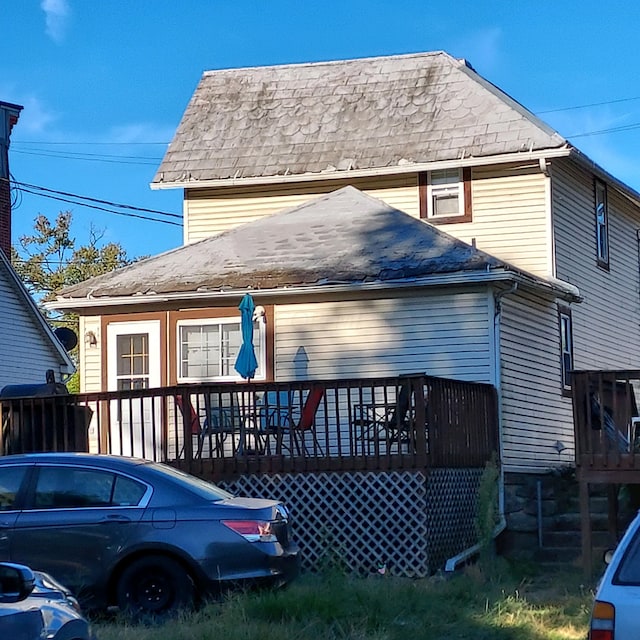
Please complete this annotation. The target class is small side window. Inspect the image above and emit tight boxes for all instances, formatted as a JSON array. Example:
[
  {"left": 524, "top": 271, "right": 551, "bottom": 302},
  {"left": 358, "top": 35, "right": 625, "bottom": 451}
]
[
  {"left": 595, "top": 180, "right": 609, "bottom": 269},
  {"left": 0, "top": 466, "right": 28, "bottom": 511},
  {"left": 419, "top": 168, "right": 472, "bottom": 224},
  {"left": 559, "top": 306, "right": 574, "bottom": 395},
  {"left": 112, "top": 475, "right": 147, "bottom": 506}
]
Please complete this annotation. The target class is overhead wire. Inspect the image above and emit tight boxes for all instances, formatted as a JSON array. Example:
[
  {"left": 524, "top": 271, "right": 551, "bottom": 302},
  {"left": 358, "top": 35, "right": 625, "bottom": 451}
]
[
  {"left": 5, "top": 178, "right": 182, "bottom": 228},
  {"left": 11, "top": 180, "right": 181, "bottom": 219}
]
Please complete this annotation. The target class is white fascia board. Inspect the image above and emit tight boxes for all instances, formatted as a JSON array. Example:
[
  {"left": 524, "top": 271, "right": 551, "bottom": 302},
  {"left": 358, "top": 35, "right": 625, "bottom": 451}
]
[
  {"left": 46, "top": 268, "right": 581, "bottom": 312},
  {"left": 151, "top": 147, "right": 572, "bottom": 190},
  {"left": 567, "top": 147, "right": 640, "bottom": 209}
]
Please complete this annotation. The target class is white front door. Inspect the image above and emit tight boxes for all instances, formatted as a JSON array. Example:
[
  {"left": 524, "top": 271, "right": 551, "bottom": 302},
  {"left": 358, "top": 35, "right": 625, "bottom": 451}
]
[{"left": 107, "top": 321, "right": 162, "bottom": 459}]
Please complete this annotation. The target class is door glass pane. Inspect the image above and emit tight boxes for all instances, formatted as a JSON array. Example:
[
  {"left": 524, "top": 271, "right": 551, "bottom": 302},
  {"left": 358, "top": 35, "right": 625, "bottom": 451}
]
[
  {"left": 34, "top": 467, "right": 115, "bottom": 509},
  {"left": 0, "top": 466, "right": 28, "bottom": 511},
  {"left": 116, "top": 334, "right": 150, "bottom": 390}
]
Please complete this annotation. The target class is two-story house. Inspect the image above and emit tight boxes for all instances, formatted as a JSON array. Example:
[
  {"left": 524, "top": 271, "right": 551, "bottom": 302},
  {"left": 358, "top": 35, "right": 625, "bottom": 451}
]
[
  {"left": 0, "top": 101, "right": 75, "bottom": 388},
  {"left": 50, "top": 51, "right": 640, "bottom": 487}
]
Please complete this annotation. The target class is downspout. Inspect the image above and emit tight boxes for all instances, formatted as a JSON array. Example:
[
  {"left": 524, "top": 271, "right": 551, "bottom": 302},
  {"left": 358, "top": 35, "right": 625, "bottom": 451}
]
[{"left": 444, "top": 282, "right": 517, "bottom": 572}]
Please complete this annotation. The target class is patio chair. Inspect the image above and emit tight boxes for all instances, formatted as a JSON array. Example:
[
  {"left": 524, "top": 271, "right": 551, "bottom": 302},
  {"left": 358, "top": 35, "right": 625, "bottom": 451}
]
[
  {"left": 258, "top": 385, "right": 324, "bottom": 455},
  {"left": 354, "top": 380, "right": 414, "bottom": 453},
  {"left": 590, "top": 392, "right": 631, "bottom": 453},
  {"left": 176, "top": 392, "right": 238, "bottom": 458}
]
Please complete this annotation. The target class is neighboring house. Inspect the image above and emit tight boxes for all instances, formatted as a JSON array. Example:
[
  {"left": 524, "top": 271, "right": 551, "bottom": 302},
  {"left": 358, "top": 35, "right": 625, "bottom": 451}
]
[
  {"left": 50, "top": 51, "right": 640, "bottom": 480},
  {"left": 0, "top": 101, "right": 75, "bottom": 387}
]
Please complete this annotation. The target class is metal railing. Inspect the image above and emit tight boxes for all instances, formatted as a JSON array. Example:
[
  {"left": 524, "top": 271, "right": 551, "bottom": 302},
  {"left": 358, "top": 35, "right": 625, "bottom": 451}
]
[{"left": 1, "top": 374, "right": 499, "bottom": 482}]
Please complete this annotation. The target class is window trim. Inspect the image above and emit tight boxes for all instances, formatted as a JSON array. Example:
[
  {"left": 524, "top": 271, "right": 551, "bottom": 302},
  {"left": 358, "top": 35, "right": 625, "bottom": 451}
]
[
  {"left": 176, "top": 316, "right": 267, "bottom": 383},
  {"left": 595, "top": 179, "right": 610, "bottom": 270},
  {"left": 419, "top": 167, "right": 472, "bottom": 223},
  {"left": 558, "top": 305, "right": 574, "bottom": 396}
]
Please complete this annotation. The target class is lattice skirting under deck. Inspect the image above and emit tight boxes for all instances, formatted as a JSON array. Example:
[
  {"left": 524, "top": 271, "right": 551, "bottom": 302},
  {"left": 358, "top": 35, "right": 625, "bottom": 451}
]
[{"left": 221, "top": 467, "right": 483, "bottom": 577}]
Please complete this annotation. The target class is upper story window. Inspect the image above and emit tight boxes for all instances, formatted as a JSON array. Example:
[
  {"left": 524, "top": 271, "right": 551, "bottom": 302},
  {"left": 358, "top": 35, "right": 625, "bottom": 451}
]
[
  {"left": 559, "top": 306, "right": 574, "bottom": 395},
  {"left": 595, "top": 179, "right": 609, "bottom": 269},
  {"left": 419, "top": 167, "right": 472, "bottom": 223},
  {"left": 177, "top": 317, "right": 266, "bottom": 382}
]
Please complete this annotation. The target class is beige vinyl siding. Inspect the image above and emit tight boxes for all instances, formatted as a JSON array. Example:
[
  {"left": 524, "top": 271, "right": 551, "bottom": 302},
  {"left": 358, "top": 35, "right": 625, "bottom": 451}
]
[
  {"left": 436, "top": 163, "right": 550, "bottom": 277},
  {"left": 500, "top": 290, "right": 574, "bottom": 472},
  {"left": 553, "top": 158, "right": 640, "bottom": 369},
  {"left": 184, "top": 175, "right": 418, "bottom": 243},
  {"left": 0, "top": 271, "right": 64, "bottom": 387},
  {"left": 79, "top": 316, "right": 102, "bottom": 392},
  {"left": 273, "top": 290, "right": 493, "bottom": 383}
]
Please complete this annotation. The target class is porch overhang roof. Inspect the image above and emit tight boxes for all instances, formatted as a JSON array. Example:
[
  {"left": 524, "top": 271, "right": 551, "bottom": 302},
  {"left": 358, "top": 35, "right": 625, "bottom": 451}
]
[{"left": 48, "top": 268, "right": 581, "bottom": 312}]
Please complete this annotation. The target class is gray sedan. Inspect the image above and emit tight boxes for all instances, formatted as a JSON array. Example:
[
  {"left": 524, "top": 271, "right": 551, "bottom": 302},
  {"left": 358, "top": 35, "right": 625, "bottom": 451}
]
[{"left": 0, "top": 453, "right": 300, "bottom": 617}]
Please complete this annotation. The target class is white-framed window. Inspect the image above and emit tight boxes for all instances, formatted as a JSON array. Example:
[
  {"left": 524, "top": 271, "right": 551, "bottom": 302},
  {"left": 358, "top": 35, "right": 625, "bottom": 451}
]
[
  {"left": 595, "top": 179, "right": 609, "bottom": 268},
  {"left": 428, "top": 168, "right": 464, "bottom": 218},
  {"left": 559, "top": 307, "right": 574, "bottom": 393},
  {"left": 177, "top": 317, "right": 266, "bottom": 382},
  {"left": 419, "top": 168, "right": 471, "bottom": 222}
]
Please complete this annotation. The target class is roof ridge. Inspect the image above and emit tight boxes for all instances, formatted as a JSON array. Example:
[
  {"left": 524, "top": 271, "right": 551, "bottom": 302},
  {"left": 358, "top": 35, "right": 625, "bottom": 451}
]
[{"left": 201, "top": 50, "right": 447, "bottom": 76}]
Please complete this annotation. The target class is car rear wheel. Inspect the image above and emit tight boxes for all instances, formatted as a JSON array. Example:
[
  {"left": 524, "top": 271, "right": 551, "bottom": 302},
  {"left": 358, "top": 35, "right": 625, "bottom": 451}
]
[{"left": 116, "top": 555, "right": 194, "bottom": 618}]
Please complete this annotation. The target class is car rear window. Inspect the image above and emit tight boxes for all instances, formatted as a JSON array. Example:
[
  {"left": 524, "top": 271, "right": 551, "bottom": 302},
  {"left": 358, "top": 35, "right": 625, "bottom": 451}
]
[
  {"left": 146, "top": 462, "right": 233, "bottom": 501},
  {"left": 615, "top": 526, "right": 640, "bottom": 584}
]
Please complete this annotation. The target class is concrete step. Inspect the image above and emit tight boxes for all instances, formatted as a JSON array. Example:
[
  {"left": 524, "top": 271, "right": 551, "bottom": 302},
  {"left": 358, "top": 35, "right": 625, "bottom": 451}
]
[
  {"left": 552, "top": 512, "right": 609, "bottom": 532},
  {"left": 543, "top": 529, "right": 612, "bottom": 549}
]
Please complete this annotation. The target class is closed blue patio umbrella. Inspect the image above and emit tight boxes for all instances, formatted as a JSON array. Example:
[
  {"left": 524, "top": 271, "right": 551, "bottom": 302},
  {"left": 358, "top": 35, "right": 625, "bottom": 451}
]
[{"left": 234, "top": 293, "right": 259, "bottom": 380}]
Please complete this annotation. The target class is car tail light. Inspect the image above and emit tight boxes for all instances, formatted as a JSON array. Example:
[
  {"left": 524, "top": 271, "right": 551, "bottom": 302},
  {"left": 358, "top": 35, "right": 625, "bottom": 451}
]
[
  {"left": 222, "top": 520, "right": 277, "bottom": 542},
  {"left": 590, "top": 600, "right": 615, "bottom": 640}
]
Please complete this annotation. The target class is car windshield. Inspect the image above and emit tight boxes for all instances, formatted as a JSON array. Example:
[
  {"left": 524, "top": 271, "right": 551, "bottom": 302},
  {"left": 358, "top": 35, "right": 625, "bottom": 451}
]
[{"left": 147, "top": 462, "right": 234, "bottom": 501}]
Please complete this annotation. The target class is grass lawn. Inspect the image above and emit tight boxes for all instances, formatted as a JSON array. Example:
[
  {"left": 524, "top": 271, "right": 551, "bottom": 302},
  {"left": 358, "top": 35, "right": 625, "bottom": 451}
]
[{"left": 92, "top": 561, "right": 595, "bottom": 640}]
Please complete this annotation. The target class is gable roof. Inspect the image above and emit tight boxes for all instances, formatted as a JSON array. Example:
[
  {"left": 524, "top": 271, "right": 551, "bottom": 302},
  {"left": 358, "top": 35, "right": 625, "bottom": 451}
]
[
  {"left": 152, "top": 51, "right": 567, "bottom": 188},
  {"left": 53, "top": 187, "right": 578, "bottom": 309},
  {"left": 0, "top": 250, "right": 75, "bottom": 373}
]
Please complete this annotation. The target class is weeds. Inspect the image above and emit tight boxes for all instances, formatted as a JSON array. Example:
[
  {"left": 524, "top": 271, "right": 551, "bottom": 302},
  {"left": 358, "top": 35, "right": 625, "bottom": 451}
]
[{"left": 93, "top": 563, "right": 593, "bottom": 640}]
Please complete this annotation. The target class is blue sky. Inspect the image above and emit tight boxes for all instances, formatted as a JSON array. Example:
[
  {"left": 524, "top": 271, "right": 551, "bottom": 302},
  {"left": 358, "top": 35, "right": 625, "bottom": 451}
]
[{"left": 2, "top": 0, "right": 640, "bottom": 258}]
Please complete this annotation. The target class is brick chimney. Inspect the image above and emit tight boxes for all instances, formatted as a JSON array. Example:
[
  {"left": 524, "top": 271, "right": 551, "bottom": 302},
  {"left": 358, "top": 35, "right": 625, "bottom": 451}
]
[{"left": 0, "top": 101, "right": 23, "bottom": 258}]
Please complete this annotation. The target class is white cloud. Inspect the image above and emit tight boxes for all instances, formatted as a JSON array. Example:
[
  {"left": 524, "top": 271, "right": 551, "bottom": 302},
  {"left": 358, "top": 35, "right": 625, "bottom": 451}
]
[
  {"left": 41, "top": 0, "right": 71, "bottom": 44},
  {"left": 107, "top": 123, "right": 176, "bottom": 145},
  {"left": 0, "top": 88, "right": 58, "bottom": 135},
  {"left": 450, "top": 27, "right": 502, "bottom": 72}
]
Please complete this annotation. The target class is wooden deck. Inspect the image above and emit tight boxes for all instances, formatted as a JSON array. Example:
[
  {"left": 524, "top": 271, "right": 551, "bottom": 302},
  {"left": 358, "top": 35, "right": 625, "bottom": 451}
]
[
  {"left": 572, "top": 370, "right": 640, "bottom": 575},
  {"left": 0, "top": 373, "right": 499, "bottom": 482}
]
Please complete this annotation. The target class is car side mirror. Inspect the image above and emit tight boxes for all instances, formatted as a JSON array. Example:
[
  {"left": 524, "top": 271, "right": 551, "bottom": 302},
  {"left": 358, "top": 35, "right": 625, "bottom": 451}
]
[
  {"left": 0, "top": 563, "right": 35, "bottom": 603},
  {"left": 603, "top": 549, "right": 615, "bottom": 565}
]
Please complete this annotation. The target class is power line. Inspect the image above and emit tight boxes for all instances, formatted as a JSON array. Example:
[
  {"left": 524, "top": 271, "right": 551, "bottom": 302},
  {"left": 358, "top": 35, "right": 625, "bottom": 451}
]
[
  {"left": 537, "top": 95, "right": 640, "bottom": 114},
  {"left": 12, "top": 148, "right": 160, "bottom": 166},
  {"left": 567, "top": 122, "right": 640, "bottom": 139},
  {"left": 11, "top": 180, "right": 181, "bottom": 219},
  {"left": 6, "top": 178, "right": 182, "bottom": 228},
  {"left": 16, "top": 186, "right": 182, "bottom": 227},
  {"left": 13, "top": 140, "right": 168, "bottom": 145},
  {"left": 14, "top": 146, "right": 163, "bottom": 162}
]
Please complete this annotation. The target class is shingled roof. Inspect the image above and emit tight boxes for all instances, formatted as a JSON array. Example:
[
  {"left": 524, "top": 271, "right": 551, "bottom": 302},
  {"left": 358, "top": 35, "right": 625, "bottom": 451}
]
[
  {"left": 55, "top": 187, "right": 576, "bottom": 306},
  {"left": 153, "top": 51, "right": 567, "bottom": 187}
]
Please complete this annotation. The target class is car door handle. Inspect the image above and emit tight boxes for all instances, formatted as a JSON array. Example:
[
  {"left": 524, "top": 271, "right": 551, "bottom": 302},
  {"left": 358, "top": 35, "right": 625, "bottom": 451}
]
[{"left": 100, "top": 514, "right": 131, "bottom": 524}]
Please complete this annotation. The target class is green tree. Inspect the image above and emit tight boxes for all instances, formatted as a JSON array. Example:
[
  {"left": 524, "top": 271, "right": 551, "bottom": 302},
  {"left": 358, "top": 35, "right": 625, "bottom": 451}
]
[{"left": 11, "top": 211, "right": 137, "bottom": 390}]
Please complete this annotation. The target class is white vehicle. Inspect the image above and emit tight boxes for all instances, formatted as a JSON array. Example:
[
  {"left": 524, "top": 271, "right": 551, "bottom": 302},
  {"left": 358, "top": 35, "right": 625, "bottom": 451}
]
[{"left": 590, "top": 511, "right": 640, "bottom": 639}]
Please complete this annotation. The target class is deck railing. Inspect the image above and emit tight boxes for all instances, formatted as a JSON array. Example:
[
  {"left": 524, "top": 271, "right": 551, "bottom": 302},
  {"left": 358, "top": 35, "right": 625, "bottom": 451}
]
[
  {"left": 572, "top": 370, "right": 640, "bottom": 482},
  {"left": 1, "top": 374, "right": 498, "bottom": 481}
]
